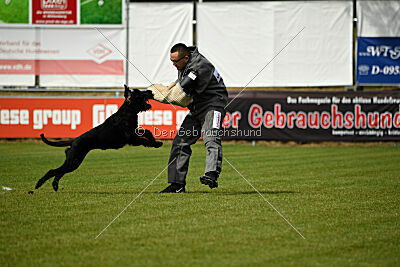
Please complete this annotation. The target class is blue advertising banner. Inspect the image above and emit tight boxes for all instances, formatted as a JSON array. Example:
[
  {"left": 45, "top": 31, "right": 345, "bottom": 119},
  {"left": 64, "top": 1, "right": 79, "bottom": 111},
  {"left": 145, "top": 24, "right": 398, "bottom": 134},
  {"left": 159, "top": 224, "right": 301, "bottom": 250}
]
[{"left": 357, "top": 37, "right": 400, "bottom": 84}]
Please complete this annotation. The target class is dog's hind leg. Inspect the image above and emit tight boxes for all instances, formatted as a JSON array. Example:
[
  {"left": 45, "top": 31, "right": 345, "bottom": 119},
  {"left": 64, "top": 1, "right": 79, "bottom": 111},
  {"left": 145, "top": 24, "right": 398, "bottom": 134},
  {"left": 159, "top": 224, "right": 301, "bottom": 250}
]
[
  {"left": 36, "top": 147, "right": 88, "bottom": 191},
  {"left": 35, "top": 167, "right": 64, "bottom": 190},
  {"left": 52, "top": 174, "right": 64, "bottom": 192},
  {"left": 35, "top": 148, "right": 71, "bottom": 190},
  {"left": 47, "top": 148, "right": 70, "bottom": 191},
  {"left": 51, "top": 150, "right": 88, "bottom": 191}
]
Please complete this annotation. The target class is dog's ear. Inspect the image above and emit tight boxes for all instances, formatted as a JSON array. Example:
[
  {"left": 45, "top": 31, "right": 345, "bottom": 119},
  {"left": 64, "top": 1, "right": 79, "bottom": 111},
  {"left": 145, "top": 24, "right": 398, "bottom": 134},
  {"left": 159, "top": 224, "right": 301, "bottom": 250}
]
[{"left": 124, "top": 84, "right": 130, "bottom": 99}]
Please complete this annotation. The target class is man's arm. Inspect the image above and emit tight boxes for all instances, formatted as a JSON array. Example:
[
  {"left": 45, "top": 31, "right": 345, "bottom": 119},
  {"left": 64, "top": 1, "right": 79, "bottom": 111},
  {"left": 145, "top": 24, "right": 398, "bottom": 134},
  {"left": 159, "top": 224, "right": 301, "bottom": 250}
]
[
  {"left": 179, "top": 70, "right": 198, "bottom": 95},
  {"left": 179, "top": 60, "right": 215, "bottom": 95}
]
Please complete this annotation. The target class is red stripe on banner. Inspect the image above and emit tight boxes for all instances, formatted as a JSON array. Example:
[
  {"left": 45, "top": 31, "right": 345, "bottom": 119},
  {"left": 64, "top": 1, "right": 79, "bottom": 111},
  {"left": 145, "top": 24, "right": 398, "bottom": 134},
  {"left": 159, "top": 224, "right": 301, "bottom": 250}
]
[
  {"left": 37, "top": 60, "right": 124, "bottom": 75},
  {"left": 0, "top": 98, "right": 188, "bottom": 139},
  {"left": 0, "top": 60, "right": 35, "bottom": 74},
  {"left": 0, "top": 60, "right": 124, "bottom": 75}
]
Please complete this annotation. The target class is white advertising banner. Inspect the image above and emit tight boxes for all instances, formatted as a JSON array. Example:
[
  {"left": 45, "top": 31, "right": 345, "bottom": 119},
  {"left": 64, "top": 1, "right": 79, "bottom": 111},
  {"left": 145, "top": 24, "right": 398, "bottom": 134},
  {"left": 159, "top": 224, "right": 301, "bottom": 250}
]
[
  {"left": 39, "top": 28, "right": 125, "bottom": 87},
  {"left": 128, "top": 2, "right": 193, "bottom": 87},
  {"left": 0, "top": 27, "right": 125, "bottom": 87},
  {"left": 0, "top": 28, "right": 36, "bottom": 86},
  {"left": 197, "top": 1, "right": 353, "bottom": 87},
  {"left": 357, "top": 1, "right": 400, "bottom": 37}
]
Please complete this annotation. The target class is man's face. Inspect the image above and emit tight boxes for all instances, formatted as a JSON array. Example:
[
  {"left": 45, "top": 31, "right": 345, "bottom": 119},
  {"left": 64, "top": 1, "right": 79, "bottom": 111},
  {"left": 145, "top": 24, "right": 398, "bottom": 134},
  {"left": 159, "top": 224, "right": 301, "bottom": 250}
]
[{"left": 170, "top": 51, "right": 189, "bottom": 71}]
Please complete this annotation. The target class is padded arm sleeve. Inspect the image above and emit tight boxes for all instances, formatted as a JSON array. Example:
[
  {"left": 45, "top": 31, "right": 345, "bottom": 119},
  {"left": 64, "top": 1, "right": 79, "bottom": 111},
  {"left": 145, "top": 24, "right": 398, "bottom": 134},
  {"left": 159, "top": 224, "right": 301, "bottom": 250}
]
[{"left": 147, "top": 83, "right": 192, "bottom": 107}]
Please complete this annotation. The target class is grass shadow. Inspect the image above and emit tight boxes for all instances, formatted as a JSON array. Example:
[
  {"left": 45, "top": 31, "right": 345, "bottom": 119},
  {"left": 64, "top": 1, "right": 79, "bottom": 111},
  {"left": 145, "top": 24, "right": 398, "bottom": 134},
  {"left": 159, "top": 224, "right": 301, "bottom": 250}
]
[
  {"left": 53, "top": 190, "right": 297, "bottom": 195},
  {"left": 63, "top": 191, "right": 138, "bottom": 195},
  {"left": 163, "top": 190, "right": 297, "bottom": 195}
]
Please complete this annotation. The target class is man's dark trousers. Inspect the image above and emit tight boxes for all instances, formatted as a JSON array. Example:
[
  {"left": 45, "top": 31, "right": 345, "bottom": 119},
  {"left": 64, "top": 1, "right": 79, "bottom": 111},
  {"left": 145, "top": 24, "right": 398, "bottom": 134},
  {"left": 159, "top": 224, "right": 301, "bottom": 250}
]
[{"left": 168, "top": 108, "right": 225, "bottom": 185}]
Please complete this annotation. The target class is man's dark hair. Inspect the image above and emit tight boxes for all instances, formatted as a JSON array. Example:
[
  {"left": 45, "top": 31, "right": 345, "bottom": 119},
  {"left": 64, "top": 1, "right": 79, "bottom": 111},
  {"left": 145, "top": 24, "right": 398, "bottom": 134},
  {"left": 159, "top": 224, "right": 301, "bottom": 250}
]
[{"left": 170, "top": 43, "right": 189, "bottom": 57}]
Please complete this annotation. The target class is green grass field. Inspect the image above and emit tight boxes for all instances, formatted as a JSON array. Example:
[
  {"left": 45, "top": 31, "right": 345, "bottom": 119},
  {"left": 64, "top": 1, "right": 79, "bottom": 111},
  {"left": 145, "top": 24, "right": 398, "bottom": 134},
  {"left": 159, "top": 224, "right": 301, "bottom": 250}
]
[
  {"left": 0, "top": 0, "right": 29, "bottom": 24},
  {"left": 1, "top": 141, "right": 399, "bottom": 266}
]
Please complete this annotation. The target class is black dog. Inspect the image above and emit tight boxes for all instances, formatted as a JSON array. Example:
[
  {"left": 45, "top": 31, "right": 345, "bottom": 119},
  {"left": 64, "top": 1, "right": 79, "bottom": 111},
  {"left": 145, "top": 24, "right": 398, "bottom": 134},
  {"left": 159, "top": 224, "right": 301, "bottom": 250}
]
[{"left": 35, "top": 85, "right": 162, "bottom": 192}]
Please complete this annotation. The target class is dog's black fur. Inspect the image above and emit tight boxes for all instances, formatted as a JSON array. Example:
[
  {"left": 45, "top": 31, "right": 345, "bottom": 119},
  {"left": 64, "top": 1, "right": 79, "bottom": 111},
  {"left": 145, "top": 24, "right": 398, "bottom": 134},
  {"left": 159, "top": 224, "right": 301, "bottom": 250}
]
[{"left": 35, "top": 85, "right": 162, "bottom": 192}]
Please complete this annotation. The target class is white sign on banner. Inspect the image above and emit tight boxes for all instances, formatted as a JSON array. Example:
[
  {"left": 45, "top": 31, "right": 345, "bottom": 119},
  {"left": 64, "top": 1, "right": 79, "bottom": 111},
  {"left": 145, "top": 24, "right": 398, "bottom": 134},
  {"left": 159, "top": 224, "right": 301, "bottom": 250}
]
[
  {"left": 0, "top": 0, "right": 125, "bottom": 87},
  {"left": 0, "top": 28, "right": 36, "bottom": 86},
  {"left": 197, "top": 1, "right": 353, "bottom": 87},
  {"left": 0, "top": 27, "right": 125, "bottom": 87},
  {"left": 128, "top": 3, "right": 193, "bottom": 87},
  {"left": 357, "top": 1, "right": 400, "bottom": 37},
  {"left": 39, "top": 28, "right": 125, "bottom": 87}
]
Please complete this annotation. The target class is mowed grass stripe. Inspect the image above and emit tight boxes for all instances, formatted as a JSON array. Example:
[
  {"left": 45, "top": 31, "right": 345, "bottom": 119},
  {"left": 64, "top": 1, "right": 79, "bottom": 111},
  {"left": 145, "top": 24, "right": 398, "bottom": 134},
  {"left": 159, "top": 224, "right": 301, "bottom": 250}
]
[{"left": 0, "top": 141, "right": 399, "bottom": 266}]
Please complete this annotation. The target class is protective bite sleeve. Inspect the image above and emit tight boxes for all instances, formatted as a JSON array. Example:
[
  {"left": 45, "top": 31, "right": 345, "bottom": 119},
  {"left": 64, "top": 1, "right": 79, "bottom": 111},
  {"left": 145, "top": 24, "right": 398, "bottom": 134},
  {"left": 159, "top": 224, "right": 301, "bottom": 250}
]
[{"left": 147, "top": 82, "right": 193, "bottom": 107}]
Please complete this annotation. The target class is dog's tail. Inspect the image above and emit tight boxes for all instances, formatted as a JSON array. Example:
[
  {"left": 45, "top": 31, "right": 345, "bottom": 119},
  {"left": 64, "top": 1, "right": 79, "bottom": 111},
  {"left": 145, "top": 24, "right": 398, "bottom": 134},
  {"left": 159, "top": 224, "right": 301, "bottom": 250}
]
[{"left": 40, "top": 134, "right": 73, "bottom": 147}]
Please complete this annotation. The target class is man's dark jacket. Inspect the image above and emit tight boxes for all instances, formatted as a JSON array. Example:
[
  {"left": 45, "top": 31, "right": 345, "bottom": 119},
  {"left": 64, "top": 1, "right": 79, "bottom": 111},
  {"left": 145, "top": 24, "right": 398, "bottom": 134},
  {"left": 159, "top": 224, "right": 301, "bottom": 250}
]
[{"left": 177, "top": 46, "right": 228, "bottom": 114}]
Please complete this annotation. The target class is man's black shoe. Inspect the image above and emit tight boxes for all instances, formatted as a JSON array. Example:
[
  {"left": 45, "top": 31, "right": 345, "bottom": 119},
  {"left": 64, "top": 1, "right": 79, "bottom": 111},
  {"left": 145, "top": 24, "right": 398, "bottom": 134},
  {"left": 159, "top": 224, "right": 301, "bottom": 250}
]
[
  {"left": 200, "top": 175, "right": 218, "bottom": 189},
  {"left": 158, "top": 183, "right": 186, "bottom": 193}
]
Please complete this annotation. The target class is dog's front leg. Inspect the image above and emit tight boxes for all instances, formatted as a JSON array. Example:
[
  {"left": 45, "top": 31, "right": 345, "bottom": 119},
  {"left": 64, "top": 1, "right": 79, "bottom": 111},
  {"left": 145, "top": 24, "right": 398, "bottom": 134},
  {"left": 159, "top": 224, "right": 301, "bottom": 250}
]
[
  {"left": 129, "top": 131, "right": 162, "bottom": 148},
  {"left": 141, "top": 129, "right": 163, "bottom": 148},
  {"left": 131, "top": 137, "right": 162, "bottom": 148}
]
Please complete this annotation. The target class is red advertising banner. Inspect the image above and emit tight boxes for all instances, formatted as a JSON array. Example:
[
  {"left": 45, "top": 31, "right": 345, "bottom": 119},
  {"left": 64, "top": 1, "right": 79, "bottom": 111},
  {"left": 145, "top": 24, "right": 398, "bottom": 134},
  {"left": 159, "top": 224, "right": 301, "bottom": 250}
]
[
  {"left": 2, "top": 91, "right": 400, "bottom": 141},
  {"left": 0, "top": 97, "right": 188, "bottom": 139},
  {"left": 32, "top": 0, "right": 77, "bottom": 25}
]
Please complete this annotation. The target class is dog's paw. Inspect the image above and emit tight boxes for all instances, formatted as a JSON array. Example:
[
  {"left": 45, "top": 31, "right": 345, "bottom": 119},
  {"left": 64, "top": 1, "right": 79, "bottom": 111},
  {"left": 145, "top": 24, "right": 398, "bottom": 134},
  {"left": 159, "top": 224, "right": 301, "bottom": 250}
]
[
  {"left": 154, "top": 141, "right": 163, "bottom": 148},
  {"left": 52, "top": 180, "right": 59, "bottom": 192},
  {"left": 35, "top": 178, "right": 45, "bottom": 189}
]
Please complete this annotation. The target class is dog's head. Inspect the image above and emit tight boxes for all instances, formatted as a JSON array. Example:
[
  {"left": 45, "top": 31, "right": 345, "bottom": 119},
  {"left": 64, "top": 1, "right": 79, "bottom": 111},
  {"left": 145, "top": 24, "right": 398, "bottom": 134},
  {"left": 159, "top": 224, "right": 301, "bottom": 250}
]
[{"left": 124, "top": 84, "right": 154, "bottom": 112}]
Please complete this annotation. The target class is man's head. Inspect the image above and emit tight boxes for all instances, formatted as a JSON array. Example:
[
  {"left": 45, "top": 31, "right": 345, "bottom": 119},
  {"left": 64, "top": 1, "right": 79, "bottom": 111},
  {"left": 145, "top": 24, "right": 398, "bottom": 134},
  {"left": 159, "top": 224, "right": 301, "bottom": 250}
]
[{"left": 170, "top": 43, "right": 190, "bottom": 71}]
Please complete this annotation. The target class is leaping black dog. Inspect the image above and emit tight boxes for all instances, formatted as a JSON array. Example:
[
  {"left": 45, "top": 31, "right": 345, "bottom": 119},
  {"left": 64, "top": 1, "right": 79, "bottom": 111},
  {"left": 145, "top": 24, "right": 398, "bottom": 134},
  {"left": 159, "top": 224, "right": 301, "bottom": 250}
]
[{"left": 35, "top": 85, "right": 162, "bottom": 192}]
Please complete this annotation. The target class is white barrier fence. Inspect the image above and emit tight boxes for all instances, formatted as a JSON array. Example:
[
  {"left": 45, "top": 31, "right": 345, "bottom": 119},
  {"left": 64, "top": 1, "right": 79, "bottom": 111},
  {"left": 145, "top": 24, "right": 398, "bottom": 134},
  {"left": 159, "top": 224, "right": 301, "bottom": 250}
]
[{"left": 0, "top": 1, "right": 399, "bottom": 88}]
